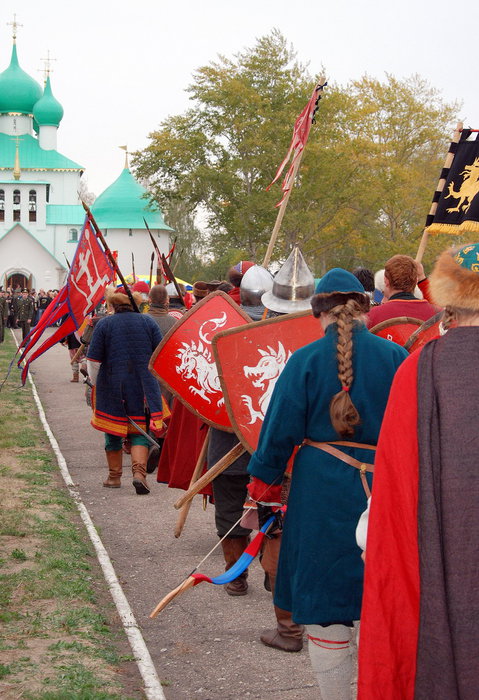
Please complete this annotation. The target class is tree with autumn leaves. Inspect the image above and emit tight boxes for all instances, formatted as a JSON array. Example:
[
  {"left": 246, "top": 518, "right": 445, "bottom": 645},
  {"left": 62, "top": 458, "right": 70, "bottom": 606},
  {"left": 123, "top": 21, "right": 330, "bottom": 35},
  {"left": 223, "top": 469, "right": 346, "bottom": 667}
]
[{"left": 133, "top": 30, "right": 461, "bottom": 278}]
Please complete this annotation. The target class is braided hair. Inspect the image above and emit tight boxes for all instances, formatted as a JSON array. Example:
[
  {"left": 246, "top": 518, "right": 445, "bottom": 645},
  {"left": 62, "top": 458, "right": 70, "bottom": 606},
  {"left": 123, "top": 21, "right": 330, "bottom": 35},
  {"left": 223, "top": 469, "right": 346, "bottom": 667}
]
[{"left": 311, "top": 292, "right": 370, "bottom": 437}]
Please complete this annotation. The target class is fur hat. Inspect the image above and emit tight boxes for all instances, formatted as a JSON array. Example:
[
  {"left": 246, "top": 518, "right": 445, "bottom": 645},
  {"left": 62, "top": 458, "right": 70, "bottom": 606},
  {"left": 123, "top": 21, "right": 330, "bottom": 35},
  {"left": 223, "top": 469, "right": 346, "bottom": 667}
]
[
  {"left": 192, "top": 281, "right": 209, "bottom": 299},
  {"left": 429, "top": 243, "right": 479, "bottom": 311},
  {"left": 105, "top": 287, "right": 142, "bottom": 308},
  {"left": 311, "top": 268, "right": 369, "bottom": 316}
]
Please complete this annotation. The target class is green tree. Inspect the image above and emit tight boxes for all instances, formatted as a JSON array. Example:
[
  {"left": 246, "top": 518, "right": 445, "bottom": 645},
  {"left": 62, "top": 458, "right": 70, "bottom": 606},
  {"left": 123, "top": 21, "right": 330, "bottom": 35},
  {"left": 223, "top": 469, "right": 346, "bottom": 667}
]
[
  {"left": 133, "top": 29, "right": 314, "bottom": 262},
  {"left": 133, "top": 32, "right": 461, "bottom": 276}
]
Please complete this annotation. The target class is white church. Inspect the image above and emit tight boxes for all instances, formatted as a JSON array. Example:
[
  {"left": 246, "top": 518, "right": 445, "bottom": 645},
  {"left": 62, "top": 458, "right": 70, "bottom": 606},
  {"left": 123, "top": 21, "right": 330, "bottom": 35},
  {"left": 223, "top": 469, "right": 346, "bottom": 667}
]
[{"left": 0, "top": 25, "right": 172, "bottom": 292}]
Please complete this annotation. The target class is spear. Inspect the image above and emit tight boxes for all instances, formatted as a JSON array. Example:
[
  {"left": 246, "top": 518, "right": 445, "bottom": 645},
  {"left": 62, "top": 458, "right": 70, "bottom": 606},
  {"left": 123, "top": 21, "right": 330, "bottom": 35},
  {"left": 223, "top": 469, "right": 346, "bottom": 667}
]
[
  {"left": 161, "top": 253, "right": 185, "bottom": 306},
  {"left": 148, "top": 252, "right": 154, "bottom": 288},
  {"left": 131, "top": 252, "right": 136, "bottom": 282},
  {"left": 80, "top": 202, "right": 140, "bottom": 313},
  {"left": 143, "top": 217, "right": 165, "bottom": 284},
  {"left": 262, "top": 79, "right": 327, "bottom": 267}
]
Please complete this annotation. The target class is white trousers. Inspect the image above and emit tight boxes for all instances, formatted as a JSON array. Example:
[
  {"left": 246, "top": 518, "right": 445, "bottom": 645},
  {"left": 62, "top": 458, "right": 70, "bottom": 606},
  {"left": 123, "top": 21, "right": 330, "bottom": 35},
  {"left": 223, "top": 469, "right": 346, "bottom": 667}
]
[{"left": 306, "top": 622, "right": 359, "bottom": 700}]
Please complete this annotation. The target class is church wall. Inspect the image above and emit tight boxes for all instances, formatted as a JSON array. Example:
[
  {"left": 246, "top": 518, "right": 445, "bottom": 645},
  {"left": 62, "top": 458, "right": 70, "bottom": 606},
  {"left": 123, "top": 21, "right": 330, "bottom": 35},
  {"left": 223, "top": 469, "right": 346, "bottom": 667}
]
[
  {"left": 0, "top": 114, "right": 32, "bottom": 136},
  {"left": 102, "top": 229, "right": 171, "bottom": 278},
  {"left": 0, "top": 224, "right": 65, "bottom": 290}
]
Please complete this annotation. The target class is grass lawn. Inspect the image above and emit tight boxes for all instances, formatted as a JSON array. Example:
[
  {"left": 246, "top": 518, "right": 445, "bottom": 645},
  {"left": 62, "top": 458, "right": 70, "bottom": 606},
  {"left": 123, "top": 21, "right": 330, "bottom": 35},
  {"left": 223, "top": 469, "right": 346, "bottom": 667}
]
[{"left": 0, "top": 331, "right": 143, "bottom": 699}]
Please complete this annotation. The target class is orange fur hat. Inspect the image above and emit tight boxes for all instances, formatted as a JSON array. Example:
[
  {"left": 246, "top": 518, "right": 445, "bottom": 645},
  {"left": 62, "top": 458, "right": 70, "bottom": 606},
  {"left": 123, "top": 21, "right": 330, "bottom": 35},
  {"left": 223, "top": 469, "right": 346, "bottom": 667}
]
[{"left": 429, "top": 243, "right": 479, "bottom": 311}]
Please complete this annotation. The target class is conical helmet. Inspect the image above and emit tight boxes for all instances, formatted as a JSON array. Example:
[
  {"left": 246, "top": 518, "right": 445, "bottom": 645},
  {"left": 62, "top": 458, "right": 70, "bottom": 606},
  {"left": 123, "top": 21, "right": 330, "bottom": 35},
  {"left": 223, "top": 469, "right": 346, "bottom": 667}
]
[
  {"left": 261, "top": 246, "right": 315, "bottom": 313},
  {"left": 240, "top": 265, "right": 274, "bottom": 306}
]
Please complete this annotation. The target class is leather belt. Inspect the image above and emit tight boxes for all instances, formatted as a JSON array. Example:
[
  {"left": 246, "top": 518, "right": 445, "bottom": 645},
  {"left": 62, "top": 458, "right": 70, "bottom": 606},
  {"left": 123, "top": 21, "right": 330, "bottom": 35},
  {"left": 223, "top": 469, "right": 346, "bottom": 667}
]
[{"left": 303, "top": 439, "right": 376, "bottom": 499}]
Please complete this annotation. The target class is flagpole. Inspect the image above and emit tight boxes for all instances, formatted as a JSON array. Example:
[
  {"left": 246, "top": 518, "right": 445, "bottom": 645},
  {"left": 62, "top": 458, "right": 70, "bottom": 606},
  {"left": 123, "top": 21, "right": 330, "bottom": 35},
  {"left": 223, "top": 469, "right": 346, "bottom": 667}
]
[
  {"left": 81, "top": 202, "right": 140, "bottom": 313},
  {"left": 262, "top": 151, "right": 305, "bottom": 267},
  {"left": 262, "top": 79, "right": 326, "bottom": 268},
  {"left": 415, "top": 121, "right": 463, "bottom": 263}
]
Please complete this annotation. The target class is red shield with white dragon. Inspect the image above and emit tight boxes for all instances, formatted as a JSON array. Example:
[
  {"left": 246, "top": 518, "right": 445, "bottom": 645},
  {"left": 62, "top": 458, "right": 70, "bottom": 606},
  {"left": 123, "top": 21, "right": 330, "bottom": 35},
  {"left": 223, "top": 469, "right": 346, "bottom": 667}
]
[
  {"left": 213, "top": 310, "right": 324, "bottom": 453},
  {"left": 149, "top": 292, "right": 251, "bottom": 430}
]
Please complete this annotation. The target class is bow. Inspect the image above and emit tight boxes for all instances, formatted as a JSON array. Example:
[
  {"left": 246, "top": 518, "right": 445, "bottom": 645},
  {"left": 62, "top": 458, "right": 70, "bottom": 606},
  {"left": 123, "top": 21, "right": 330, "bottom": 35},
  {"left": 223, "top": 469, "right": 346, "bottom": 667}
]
[{"left": 149, "top": 514, "right": 277, "bottom": 618}]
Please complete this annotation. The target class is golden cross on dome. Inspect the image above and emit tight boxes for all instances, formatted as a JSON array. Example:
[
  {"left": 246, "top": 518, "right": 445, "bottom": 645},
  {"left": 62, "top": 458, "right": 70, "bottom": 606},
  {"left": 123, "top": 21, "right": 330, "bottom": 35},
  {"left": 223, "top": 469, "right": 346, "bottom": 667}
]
[
  {"left": 7, "top": 14, "right": 23, "bottom": 41},
  {"left": 39, "top": 50, "right": 56, "bottom": 82}
]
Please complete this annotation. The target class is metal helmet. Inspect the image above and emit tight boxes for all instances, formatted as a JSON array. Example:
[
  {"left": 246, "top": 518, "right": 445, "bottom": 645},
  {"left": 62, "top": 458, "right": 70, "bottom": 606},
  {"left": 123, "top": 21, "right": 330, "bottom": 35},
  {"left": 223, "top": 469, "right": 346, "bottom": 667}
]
[
  {"left": 261, "top": 246, "right": 315, "bottom": 314},
  {"left": 240, "top": 265, "right": 274, "bottom": 307}
]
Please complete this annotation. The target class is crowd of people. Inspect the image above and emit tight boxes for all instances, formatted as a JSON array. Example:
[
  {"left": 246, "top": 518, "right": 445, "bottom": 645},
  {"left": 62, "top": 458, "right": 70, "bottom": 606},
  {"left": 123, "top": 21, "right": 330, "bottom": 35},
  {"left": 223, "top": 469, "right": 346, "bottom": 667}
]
[
  {"left": 0, "top": 286, "right": 59, "bottom": 341},
  {"left": 4, "top": 244, "right": 478, "bottom": 699}
]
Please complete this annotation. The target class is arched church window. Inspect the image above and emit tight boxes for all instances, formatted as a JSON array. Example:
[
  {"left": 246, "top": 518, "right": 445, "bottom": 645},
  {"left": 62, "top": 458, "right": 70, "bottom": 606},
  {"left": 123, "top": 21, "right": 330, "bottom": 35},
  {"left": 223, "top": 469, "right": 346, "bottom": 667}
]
[
  {"left": 0, "top": 190, "right": 4, "bottom": 222},
  {"left": 13, "top": 189, "right": 21, "bottom": 222},
  {"left": 69, "top": 228, "right": 78, "bottom": 242},
  {"left": 29, "top": 190, "right": 37, "bottom": 222}
]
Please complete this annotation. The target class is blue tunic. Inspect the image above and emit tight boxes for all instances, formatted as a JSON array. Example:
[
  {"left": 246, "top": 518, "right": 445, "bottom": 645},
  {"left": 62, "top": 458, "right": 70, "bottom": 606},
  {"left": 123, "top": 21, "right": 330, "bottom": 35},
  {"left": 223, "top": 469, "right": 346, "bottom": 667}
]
[
  {"left": 248, "top": 322, "right": 408, "bottom": 625},
  {"left": 87, "top": 310, "right": 163, "bottom": 436}
]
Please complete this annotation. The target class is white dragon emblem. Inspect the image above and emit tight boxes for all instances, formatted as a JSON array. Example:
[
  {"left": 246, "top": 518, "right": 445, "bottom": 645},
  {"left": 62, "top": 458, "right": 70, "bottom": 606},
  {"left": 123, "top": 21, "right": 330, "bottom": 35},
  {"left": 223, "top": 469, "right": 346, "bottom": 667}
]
[
  {"left": 175, "top": 313, "right": 227, "bottom": 405},
  {"left": 241, "top": 342, "right": 291, "bottom": 424}
]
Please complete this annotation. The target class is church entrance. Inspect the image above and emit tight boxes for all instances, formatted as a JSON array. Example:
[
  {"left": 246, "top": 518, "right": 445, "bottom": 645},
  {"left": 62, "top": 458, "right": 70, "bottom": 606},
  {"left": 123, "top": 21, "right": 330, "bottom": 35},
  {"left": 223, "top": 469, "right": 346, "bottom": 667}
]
[{"left": 7, "top": 273, "right": 29, "bottom": 291}]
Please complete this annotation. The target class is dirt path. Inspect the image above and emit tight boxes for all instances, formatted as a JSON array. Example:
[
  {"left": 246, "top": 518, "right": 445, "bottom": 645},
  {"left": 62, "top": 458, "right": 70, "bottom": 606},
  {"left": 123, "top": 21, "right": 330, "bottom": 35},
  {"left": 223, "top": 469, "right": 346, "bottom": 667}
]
[{"left": 26, "top": 333, "right": 318, "bottom": 699}]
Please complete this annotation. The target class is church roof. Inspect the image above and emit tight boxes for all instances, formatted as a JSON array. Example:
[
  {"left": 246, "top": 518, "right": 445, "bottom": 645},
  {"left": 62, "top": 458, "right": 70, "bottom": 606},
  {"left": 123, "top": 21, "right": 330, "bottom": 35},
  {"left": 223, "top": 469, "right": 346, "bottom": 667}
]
[
  {"left": 0, "top": 133, "right": 83, "bottom": 171},
  {"left": 33, "top": 76, "right": 64, "bottom": 127},
  {"left": 0, "top": 43, "right": 43, "bottom": 114},
  {"left": 46, "top": 205, "right": 85, "bottom": 225},
  {"left": 91, "top": 167, "right": 173, "bottom": 230}
]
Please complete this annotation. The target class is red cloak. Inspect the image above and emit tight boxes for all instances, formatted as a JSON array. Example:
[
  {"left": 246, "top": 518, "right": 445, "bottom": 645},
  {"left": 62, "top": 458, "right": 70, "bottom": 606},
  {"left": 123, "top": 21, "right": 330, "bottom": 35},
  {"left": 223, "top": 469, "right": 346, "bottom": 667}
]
[{"left": 358, "top": 350, "right": 421, "bottom": 699}]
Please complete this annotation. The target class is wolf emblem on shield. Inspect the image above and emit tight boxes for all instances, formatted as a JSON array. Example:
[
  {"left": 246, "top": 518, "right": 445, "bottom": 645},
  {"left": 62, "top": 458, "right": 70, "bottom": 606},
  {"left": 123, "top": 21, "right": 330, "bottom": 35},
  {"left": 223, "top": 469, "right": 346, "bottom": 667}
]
[{"left": 241, "top": 343, "right": 292, "bottom": 423}]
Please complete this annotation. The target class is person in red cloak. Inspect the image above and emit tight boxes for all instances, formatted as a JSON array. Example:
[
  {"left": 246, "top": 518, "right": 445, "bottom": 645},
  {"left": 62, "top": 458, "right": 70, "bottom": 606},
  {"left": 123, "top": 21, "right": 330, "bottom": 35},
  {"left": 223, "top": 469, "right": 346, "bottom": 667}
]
[{"left": 358, "top": 243, "right": 479, "bottom": 700}]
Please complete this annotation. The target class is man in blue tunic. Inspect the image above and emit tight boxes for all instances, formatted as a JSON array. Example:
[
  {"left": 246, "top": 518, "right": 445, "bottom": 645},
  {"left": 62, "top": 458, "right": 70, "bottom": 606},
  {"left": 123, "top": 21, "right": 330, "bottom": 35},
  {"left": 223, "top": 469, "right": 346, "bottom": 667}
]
[
  {"left": 87, "top": 288, "right": 164, "bottom": 495},
  {"left": 247, "top": 269, "right": 407, "bottom": 699}
]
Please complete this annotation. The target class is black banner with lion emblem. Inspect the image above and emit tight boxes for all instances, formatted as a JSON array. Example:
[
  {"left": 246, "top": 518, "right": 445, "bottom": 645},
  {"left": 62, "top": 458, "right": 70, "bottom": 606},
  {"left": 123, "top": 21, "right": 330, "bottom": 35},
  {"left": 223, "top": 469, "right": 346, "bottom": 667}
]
[{"left": 427, "top": 133, "right": 479, "bottom": 235}]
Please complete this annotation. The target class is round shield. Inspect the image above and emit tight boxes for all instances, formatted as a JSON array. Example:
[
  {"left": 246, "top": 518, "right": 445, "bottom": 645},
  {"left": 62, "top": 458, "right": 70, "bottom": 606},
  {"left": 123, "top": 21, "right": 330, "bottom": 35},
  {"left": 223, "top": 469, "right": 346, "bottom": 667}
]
[
  {"left": 403, "top": 311, "right": 451, "bottom": 353},
  {"left": 369, "top": 316, "right": 424, "bottom": 346}
]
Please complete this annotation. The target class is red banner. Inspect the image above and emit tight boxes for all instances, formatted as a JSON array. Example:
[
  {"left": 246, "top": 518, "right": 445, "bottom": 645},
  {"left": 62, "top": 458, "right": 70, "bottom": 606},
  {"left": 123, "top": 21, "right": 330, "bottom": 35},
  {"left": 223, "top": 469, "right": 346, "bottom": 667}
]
[
  {"left": 213, "top": 311, "right": 324, "bottom": 452},
  {"left": 149, "top": 292, "right": 251, "bottom": 430},
  {"left": 18, "top": 216, "right": 114, "bottom": 383}
]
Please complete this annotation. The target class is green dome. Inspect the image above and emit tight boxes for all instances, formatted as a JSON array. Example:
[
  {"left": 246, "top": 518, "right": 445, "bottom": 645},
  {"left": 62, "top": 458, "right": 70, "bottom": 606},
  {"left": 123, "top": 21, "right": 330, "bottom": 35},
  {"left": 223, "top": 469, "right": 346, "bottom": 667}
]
[
  {"left": 0, "top": 43, "right": 42, "bottom": 114},
  {"left": 33, "top": 76, "right": 64, "bottom": 126},
  {"left": 91, "top": 167, "right": 173, "bottom": 230}
]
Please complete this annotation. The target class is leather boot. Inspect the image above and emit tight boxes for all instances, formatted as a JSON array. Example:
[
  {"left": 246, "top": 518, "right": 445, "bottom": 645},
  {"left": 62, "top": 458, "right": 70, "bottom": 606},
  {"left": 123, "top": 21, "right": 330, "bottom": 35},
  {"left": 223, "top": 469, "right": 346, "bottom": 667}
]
[
  {"left": 103, "top": 450, "right": 122, "bottom": 488},
  {"left": 260, "top": 574, "right": 304, "bottom": 652},
  {"left": 221, "top": 536, "right": 249, "bottom": 596},
  {"left": 131, "top": 445, "right": 150, "bottom": 495},
  {"left": 70, "top": 371, "right": 79, "bottom": 383}
]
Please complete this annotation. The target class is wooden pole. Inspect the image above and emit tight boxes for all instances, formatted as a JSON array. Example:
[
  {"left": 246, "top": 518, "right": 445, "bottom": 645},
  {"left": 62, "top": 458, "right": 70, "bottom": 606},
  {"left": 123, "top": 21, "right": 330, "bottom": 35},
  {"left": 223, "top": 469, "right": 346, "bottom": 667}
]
[
  {"left": 173, "top": 442, "right": 246, "bottom": 510},
  {"left": 143, "top": 218, "right": 165, "bottom": 284},
  {"left": 262, "top": 79, "right": 326, "bottom": 268},
  {"left": 148, "top": 252, "right": 154, "bottom": 288},
  {"left": 81, "top": 202, "right": 140, "bottom": 313},
  {"left": 174, "top": 430, "right": 210, "bottom": 538},
  {"left": 131, "top": 252, "right": 136, "bottom": 281},
  {"left": 161, "top": 254, "right": 185, "bottom": 305},
  {"left": 262, "top": 151, "right": 306, "bottom": 268},
  {"left": 415, "top": 121, "right": 463, "bottom": 263}
]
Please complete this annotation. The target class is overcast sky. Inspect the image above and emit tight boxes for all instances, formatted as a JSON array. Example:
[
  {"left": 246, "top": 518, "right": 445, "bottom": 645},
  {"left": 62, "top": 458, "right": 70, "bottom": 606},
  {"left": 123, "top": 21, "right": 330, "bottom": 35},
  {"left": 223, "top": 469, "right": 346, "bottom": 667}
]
[{"left": 3, "top": 0, "right": 478, "bottom": 196}]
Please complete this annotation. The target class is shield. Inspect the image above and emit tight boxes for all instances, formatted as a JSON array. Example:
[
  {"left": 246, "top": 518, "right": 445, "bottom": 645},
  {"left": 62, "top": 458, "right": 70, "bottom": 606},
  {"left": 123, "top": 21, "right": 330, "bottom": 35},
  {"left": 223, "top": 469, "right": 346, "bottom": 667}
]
[
  {"left": 149, "top": 291, "right": 250, "bottom": 430},
  {"left": 213, "top": 311, "right": 324, "bottom": 453},
  {"left": 369, "top": 316, "right": 424, "bottom": 346},
  {"left": 403, "top": 311, "right": 452, "bottom": 353}
]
